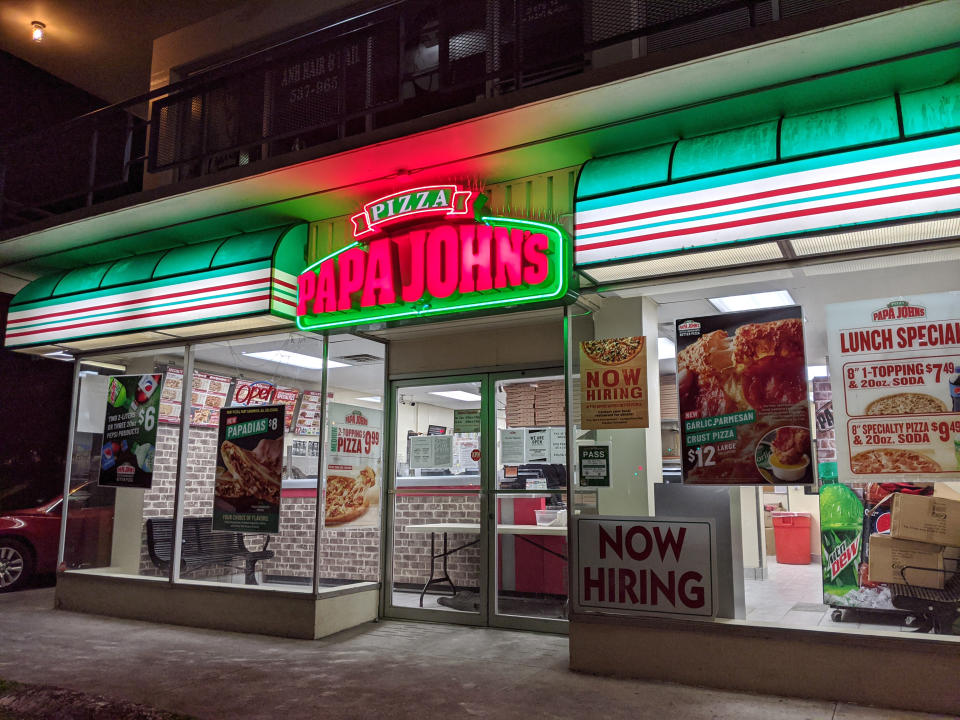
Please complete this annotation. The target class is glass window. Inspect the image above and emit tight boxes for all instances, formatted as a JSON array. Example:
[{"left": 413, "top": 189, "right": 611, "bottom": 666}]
[
  {"left": 570, "top": 244, "right": 960, "bottom": 641},
  {"left": 63, "top": 346, "right": 186, "bottom": 581}
]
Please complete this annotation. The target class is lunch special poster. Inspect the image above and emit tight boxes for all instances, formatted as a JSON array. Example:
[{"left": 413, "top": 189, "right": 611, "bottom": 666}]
[
  {"left": 826, "top": 292, "right": 960, "bottom": 483},
  {"left": 213, "top": 404, "right": 284, "bottom": 533},
  {"left": 676, "top": 306, "right": 813, "bottom": 485},
  {"left": 579, "top": 336, "right": 649, "bottom": 429}
]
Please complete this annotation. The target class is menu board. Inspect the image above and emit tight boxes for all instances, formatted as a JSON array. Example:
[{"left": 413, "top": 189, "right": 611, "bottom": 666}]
[
  {"left": 579, "top": 336, "right": 649, "bottom": 429},
  {"left": 158, "top": 368, "right": 232, "bottom": 428},
  {"left": 295, "top": 390, "right": 325, "bottom": 435},
  {"left": 676, "top": 307, "right": 812, "bottom": 485},
  {"left": 409, "top": 435, "right": 454, "bottom": 469},
  {"left": 232, "top": 379, "right": 299, "bottom": 431},
  {"left": 826, "top": 293, "right": 960, "bottom": 482}
]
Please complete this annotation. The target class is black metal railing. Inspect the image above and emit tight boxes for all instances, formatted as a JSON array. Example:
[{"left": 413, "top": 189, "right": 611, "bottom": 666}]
[{"left": 1, "top": 0, "right": 864, "bottom": 233}]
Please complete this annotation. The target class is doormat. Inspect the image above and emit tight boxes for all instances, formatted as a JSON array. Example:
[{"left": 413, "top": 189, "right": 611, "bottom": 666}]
[{"left": 437, "top": 591, "right": 480, "bottom": 611}]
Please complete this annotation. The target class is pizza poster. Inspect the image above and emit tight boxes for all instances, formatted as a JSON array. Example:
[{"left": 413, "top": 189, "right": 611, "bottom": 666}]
[
  {"left": 676, "top": 307, "right": 812, "bottom": 485},
  {"left": 579, "top": 336, "right": 649, "bottom": 429},
  {"left": 158, "top": 368, "right": 232, "bottom": 428},
  {"left": 98, "top": 374, "right": 163, "bottom": 489},
  {"left": 324, "top": 402, "right": 382, "bottom": 529},
  {"left": 213, "top": 404, "right": 284, "bottom": 533},
  {"left": 231, "top": 379, "right": 299, "bottom": 430},
  {"left": 826, "top": 293, "right": 960, "bottom": 482}
]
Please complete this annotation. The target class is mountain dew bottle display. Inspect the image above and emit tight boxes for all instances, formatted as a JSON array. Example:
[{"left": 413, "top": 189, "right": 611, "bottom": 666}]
[{"left": 820, "top": 479, "right": 864, "bottom": 603}]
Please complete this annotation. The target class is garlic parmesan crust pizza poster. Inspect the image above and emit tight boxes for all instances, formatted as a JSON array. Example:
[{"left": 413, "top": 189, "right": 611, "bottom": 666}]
[
  {"left": 324, "top": 403, "right": 382, "bottom": 529},
  {"left": 677, "top": 307, "right": 812, "bottom": 485},
  {"left": 826, "top": 293, "right": 960, "bottom": 482},
  {"left": 213, "top": 404, "right": 284, "bottom": 533},
  {"left": 579, "top": 336, "right": 649, "bottom": 429}
]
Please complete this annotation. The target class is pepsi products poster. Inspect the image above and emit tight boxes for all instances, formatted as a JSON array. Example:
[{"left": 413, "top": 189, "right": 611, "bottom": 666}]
[{"left": 99, "top": 374, "right": 162, "bottom": 488}]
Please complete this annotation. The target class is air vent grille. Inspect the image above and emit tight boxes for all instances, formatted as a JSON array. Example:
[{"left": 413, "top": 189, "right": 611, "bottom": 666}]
[{"left": 336, "top": 353, "right": 383, "bottom": 364}]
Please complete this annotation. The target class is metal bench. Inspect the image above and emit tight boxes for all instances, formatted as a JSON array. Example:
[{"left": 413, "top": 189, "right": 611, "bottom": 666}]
[
  {"left": 890, "top": 563, "right": 960, "bottom": 634},
  {"left": 146, "top": 516, "right": 273, "bottom": 585}
]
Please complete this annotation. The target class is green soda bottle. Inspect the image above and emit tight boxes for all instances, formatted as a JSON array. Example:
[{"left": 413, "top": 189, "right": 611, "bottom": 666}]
[
  {"left": 106, "top": 376, "right": 130, "bottom": 410},
  {"left": 819, "top": 476, "right": 864, "bottom": 604}
]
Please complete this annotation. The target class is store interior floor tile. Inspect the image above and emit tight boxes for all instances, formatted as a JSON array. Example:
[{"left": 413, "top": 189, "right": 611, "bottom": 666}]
[{"left": 744, "top": 560, "right": 919, "bottom": 633}]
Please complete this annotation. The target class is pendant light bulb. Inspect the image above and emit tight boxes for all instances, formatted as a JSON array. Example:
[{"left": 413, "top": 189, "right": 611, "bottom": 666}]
[{"left": 31, "top": 21, "right": 45, "bottom": 43}]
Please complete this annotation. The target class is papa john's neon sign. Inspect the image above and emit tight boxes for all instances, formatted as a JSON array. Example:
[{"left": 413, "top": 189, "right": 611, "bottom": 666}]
[{"left": 296, "top": 184, "right": 571, "bottom": 331}]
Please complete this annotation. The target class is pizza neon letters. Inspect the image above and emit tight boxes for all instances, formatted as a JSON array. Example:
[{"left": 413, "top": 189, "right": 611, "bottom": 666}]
[{"left": 297, "top": 224, "right": 550, "bottom": 317}]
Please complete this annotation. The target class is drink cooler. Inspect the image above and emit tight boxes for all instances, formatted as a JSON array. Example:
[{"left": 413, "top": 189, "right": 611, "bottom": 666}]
[{"left": 772, "top": 512, "right": 812, "bottom": 565}]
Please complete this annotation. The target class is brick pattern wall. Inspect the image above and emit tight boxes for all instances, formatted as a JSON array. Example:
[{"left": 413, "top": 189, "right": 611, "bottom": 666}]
[
  {"left": 812, "top": 378, "right": 836, "bottom": 463},
  {"left": 391, "top": 494, "right": 481, "bottom": 590},
  {"left": 130, "top": 427, "right": 476, "bottom": 587}
]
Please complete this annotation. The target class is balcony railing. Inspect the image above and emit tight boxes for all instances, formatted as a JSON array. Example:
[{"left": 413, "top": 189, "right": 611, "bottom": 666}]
[{"left": 0, "top": 0, "right": 866, "bottom": 233}]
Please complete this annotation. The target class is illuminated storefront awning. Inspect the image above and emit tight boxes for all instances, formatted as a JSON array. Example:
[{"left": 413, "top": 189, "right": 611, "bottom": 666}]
[
  {"left": 4, "top": 224, "right": 307, "bottom": 349},
  {"left": 575, "top": 82, "right": 960, "bottom": 282}
]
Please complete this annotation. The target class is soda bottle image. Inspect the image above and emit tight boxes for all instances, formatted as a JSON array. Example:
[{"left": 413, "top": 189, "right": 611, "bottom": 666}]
[
  {"left": 819, "top": 481, "right": 864, "bottom": 604},
  {"left": 106, "top": 376, "right": 130, "bottom": 410},
  {"left": 130, "top": 374, "right": 161, "bottom": 412},
  {"left": 949, "top": 371, "right": 960, "bottom": 413}
]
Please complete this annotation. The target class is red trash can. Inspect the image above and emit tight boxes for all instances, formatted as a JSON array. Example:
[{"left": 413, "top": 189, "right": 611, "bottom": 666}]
[{"left": 771, "top": 512, "right": 812, "bottom": 565}]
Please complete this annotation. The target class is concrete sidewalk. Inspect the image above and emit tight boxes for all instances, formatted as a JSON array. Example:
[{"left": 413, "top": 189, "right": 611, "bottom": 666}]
[{"left": 0, "top": 588, "right": 951, "bottom": 720}]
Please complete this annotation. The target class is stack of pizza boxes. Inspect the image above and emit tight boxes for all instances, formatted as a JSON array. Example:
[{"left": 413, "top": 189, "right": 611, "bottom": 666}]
[
  {"left": 868, "top": 487, "right": 960, "bottom": 588},
  {"left": 534, "top": 380, "right": 566, "bottom": 427},
  {"left": 505, "top": 383, "right": 536, "bottom": 427}
]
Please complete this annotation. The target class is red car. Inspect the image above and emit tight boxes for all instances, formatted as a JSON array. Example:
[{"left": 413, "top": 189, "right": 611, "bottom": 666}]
[{"left": 0, "top": 482, "right": 115, "bottom": 592}]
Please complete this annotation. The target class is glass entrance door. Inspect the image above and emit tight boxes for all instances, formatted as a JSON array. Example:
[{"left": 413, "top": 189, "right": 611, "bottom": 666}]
[
  {"left": 385, "top": 376, "right": 489, "bottom": 625},
  {"left": 384, "top": 371, "right": 568, "bottom": 632}
]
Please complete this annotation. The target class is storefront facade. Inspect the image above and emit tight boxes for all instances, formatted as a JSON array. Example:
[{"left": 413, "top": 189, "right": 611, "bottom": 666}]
[{"left": 2, "top": 2, "right": 960, "bottom": 714}]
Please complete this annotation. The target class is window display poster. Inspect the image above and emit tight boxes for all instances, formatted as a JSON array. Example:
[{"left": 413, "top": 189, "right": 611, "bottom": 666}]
[
  {"left": 577, "top": 517, "right": 716, "bottom": 617},
  {"left": 295, "top": 390, "right": 326, "bottom": 435},
  {"left": 826, "top": 292, "right": 960, "bottom": 482},
  {"left": 409, "top": 435, "right": 454, "bottom": 469},
  {"left": 549, "top": 426, "right": 567, "bottom": 464},
  {"left": 158, "top": 368, "right": 232, "bottom": 427},
  {"left": 99, "top": 374, "right": 163, "bottom": 489},
  {"left": 324, "top": 403, "right": 383, "bottom": 529},
  {"left": 454, "top": 409, "right": 482, "bottom": 434},
  {"left": 676, "top": 307, "right": 812, "bottom": 485},
  {"left": 579, "top": 336, "right": 649, "bottom": 429},
  {"left": 525, "top": 428, "right": 549, "bottom": 463},
  {"left": 213, "top": 404, "right": 284, "bottom": 533},
  {"left": 578, "top": 445, "right": 610, "bottom": 487},
  {"left": 500, "top": 428, "right": 525, "bottom": 464}
]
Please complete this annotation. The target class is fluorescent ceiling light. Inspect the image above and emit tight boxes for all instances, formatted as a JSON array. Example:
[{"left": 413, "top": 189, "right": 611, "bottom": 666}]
[
  {"left": 657, "top": 337, "right": 675, "bottom": 358},
  {"left": 429, "top": 390, "right": 481, "bottom": 402},
  {"left": 80, "top": 360, "right": 127, "bottom": 371},
  {"left": 43, "top": 350, "right": 74, "bottom": 361},
  {"left": 807, "top": 365, "right": 828, "bottom": 380},
  {"left": 242, "top": 350, "right": 348, "bottom": 369},
  {"left": 355, "top": 396, "right": 381, "bottom": 403},
  {"left": 708, "top": 290, "right": 795, "bottom": 313}
]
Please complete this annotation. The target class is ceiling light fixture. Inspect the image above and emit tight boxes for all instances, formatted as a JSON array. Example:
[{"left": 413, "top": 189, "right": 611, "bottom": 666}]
[
  {"left": 355, "top": 396, "right": 382, "bottom": 403},
  {"left": 657, "top": 337, "right": 675, "bottom": 358},
  {"left": 429, "top": 390, "right": 482, "bottom": 402},
  {"left": 708, "top": 290, "right": 795, "bottom": 313},
  {"left": 31, "top": 21, "right": 45, "bottom": 43},
  {"left": 807, "top": 365, "right": 828, "bottom": 381},
  {"left": 241, "top": 350, "right": 349, "bottom": 370}
]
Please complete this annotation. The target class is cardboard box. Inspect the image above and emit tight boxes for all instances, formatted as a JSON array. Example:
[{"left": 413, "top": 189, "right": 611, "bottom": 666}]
[
  {"left": 764, "top": 510, "right": 773, "bottom": 528},
  {"left": 764, "top": 527, "right": 776, "bottom": 555},
  {"left": 868, "top": 534, "right": 954, "bottom": 588},
  {"left": 891, "top": 493, "right": 960, "bottom": 547}
]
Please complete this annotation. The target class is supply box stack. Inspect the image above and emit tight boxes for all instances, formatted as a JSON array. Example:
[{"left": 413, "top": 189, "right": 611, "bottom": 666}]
[
  {"left": 868, "top": 491, "right": 960, "bottom": 588},
  {"left": 534, "top": 380, "right": 565, "bottom": 427}
]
